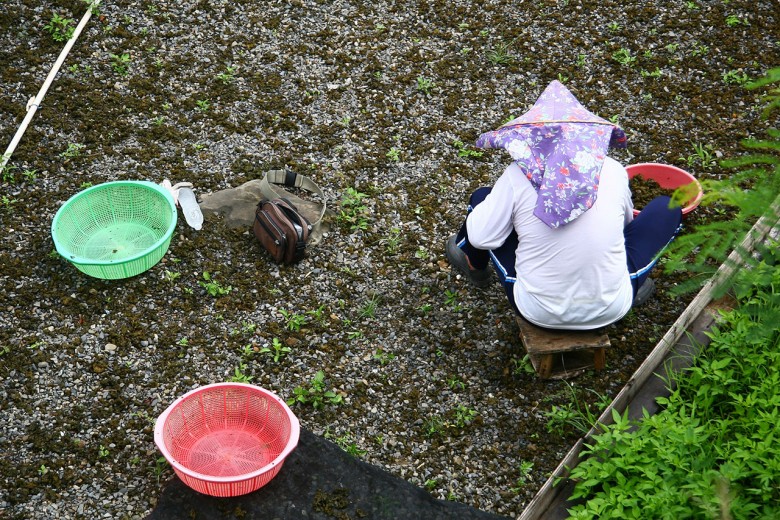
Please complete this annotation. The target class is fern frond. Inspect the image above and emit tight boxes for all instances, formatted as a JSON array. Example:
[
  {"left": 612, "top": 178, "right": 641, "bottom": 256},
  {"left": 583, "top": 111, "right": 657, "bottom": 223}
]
[{"left": 745, "top": 67, "right": 780, "bottom": 89}]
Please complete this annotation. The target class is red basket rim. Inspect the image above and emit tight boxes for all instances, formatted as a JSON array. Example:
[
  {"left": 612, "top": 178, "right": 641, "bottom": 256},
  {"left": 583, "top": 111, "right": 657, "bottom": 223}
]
[
  {"left": 153, "top": 382, "right": 300, "bottom": 484},
  {"left": 626, "top": 162, "right": 703, "bottom": 216}
]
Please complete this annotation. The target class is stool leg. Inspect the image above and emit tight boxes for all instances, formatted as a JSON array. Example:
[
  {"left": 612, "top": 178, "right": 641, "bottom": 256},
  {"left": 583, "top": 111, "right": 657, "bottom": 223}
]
[
  {"left": 593, "top": 348, "right": 605, "bottom": 371},
  {"left": 537, "top": 354, "right": 554, "bottom": 378}
]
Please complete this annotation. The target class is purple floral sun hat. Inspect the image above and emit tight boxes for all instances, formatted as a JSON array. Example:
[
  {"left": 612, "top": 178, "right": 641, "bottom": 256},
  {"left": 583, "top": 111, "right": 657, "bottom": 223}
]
[{"left": 476, "top": 80, "right": 627, "bottom": 228}]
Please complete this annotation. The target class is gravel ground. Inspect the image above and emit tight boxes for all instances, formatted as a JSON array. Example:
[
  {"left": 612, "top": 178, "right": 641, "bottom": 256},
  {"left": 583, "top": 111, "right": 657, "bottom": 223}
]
[{"left": 1, "top": 1, "right": 778, "bottom": 519}]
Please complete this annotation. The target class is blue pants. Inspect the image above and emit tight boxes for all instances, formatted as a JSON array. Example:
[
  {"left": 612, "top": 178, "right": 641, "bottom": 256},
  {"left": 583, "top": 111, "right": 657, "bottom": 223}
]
[{"left": 456, "top": 187, "right": 683, "bottom": 314}]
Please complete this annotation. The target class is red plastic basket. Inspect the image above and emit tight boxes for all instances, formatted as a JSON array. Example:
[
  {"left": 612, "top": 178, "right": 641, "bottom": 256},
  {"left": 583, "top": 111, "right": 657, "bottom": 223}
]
[
  {"left": 626, "top": 163, "right": 703, "bottom": 217},
  {"left": 154, "top": 383, "right": 300, "bottom": 497}
]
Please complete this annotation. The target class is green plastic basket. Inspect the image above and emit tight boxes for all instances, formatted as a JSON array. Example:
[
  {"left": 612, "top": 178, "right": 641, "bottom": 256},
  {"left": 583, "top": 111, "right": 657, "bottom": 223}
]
[{"left": 52, "top": 181, "right": 178, "bottom": 279}]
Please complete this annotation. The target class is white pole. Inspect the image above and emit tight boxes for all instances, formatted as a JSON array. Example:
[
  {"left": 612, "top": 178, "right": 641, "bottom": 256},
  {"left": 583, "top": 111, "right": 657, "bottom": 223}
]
[{"left": 1, "top": 1, "right": 102, "bottom": 172}]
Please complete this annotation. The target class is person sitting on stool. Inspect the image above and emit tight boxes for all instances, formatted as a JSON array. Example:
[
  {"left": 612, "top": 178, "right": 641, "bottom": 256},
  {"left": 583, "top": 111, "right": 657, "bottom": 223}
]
[{"left": 446, "top": 80, "right": 682, "bottom": 330}]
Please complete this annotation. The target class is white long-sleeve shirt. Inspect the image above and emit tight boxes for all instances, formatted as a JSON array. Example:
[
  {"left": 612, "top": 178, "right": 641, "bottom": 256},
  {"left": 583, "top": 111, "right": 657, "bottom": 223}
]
[{"left": 466, "top": 157, "right": 634, "bottom": 330}]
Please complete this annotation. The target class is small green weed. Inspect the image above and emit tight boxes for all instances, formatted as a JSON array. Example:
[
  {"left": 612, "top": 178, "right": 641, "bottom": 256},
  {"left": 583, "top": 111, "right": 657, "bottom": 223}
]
[
  {"left": 287, "top": 371, "right": 343, "bottom": 408},
  {"left": 228, "top": 362, "right": 253, "bottom": 383},
  {"left": 338, "top": 187, "right": 370, "bottom": 231},
  {"left": 279, "top": 309, "right": 307, "bottom": 331},
  {"left": 452, "top": 139, "right": 484, "bottom": 159},
  {"left": 611, "top": 48, "right": 636, "bottom": 67},
  {"left": 453, "top": 405, "right": 477, "bottom": 428},
  {"left": 372, "top": 348, "right": 396, "bottom": 365},
  {"left": 359, "top": 294, "right": 380, "bottom": 319},
  {"left": 215, "top": 66, "right": 236, "bottom": 84},
  {"left": 110, "top": 53, "right": 131, "bottom": 76},
  {"left": 44, "top": 14, "right": 76, "bottom": 42},
  {"left": 199, "top": 272, "right": 232, "bottom": 296},
  {"left": 510, "top": 461, "right": 534, "bottom": 492},
  {"left": 61, "top": 143, "right": 85, "bottom": 159},
  {"left": 723, "top": 69, "right": 749, "bottom": 85},
  {"left": 487, "top": 39, "right": 514, "bottom": 65},
  {"left": 725, "top": 14, "right": 748, "bottom": 27},
  {"left": 382, "top": 227, "right": 402, "bottom": 255},
  {"left": 416, "top": 76, "right": 435, "bottom": 94},
  {"left": 259, "top": 337, "right": 291, "bottom": 362},
  {"left": 163, "top": 270, "right": 180, "bottom": 284}
]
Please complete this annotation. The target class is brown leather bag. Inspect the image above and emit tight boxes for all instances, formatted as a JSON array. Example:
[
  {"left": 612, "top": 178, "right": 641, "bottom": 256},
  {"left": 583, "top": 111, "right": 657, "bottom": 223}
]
[{"left": 253, "top": 198, "right": 311, "bottom": 264}]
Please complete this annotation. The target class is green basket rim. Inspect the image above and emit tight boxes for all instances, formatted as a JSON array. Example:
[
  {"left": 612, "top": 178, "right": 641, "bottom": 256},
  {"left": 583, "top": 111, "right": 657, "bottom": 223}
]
[{"left": 51, "top": 180, "right": 178, "bottom": 267}]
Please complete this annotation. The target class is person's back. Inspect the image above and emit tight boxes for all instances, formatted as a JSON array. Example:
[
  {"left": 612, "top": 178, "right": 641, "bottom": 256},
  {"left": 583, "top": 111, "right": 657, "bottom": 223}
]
[
  {"left": 510, "top": 157, "right": 634, "bottom": 329},
  {"left": 446, "top": 79, "right": 682, "bottom": 331}
]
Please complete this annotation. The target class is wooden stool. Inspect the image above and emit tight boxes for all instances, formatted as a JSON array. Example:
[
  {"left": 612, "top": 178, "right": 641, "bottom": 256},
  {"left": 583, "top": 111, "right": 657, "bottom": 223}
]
[{"left": 515, "top": 316, "right": 610, "bottom": 379}]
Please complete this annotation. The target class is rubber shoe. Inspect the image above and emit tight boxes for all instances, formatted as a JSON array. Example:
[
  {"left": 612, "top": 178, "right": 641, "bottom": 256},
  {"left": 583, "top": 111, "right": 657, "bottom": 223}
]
[
  {"left": 632, "top": 278, "right": 656, "bottom": 307},
  {"left": 445, "top": 236, "right": 492, "bottom": 289}
]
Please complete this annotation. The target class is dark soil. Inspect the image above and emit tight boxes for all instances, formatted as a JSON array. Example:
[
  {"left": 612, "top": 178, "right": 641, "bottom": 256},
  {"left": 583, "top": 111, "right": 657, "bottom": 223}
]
[
  {"left": 629, "top": 174, "right": 678, "bottom": 209},
  {"left": 1, "top": 0, "right": 778, "bottom": 518}
]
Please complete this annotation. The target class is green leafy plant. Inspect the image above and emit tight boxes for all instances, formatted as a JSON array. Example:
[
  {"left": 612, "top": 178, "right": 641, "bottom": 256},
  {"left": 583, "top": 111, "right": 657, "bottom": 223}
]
[
  {"left": 0, "top": 195, "right": 18, "bottom": 211},
  {"left": 359, "top": 294, "right": 380, "bottom": 319},
  {"left": 544, "top": 382, "right": 606, "bottom": 436},
  {"left": 372, "top": 348, "right": 396, "bottom": 365},
  {"left": 487, "top": 38, "right": 515, "bottom": 65},
  {"left": 568, "top": 266, "right": 780, "bottom": 518},
  {"left": 44, "top": 14, "right": 76, "bottom": 42},
  {"left": 611, "top": 48, "right": 636, "bottom": 67},
  {"left": 422, "top": 416, "right": 445, "bottom": 436},
  {"left": 512, "top": 355, "right": 537, "bottom": 376},
  {"left": 199, "top": 271, "right": 232, "bottom": 296},
  {"left": 98, "top": 445, "right": 109, "bottom": 458},
  {"left": 447, "top": 376, "right": 465, "bottom": 391},
  {"left": 195, "top": 99, "right": 210, "bottom": 112},
  {"left": 690, "top": 43, "right": 710, "bottom": 57},
  {"left": 216, "top": 66, "right": 236, "bottom": 84},
  {"left": 453, "top": 405, "right": 478, "bottom": 428},
  {"left": 163, "top": 270, "right": 180, "bottom": 284},
  {"left": 1, "top": 164, "right": 15, "bottom": 184},
  {"left": 279, "top": 309, "right": 307, "bottom": 331},
  {"left": 679, "top": 142, "right": 717, "bottom": 171},
  {"left": 61, "top": 142, "right": 85, "bottom": 159},
  {"left": 510, "top": 460, "right": 534, "bottom": 492},
  {"left": 152, "top": 456, "right": 169, "bottom": 484},
  {"left": 334, "top": 433, "right": 366, "bottom": 458},
  {"left": 83, "top": 0, "right": 100, "bottom": 15},
  {"left": 386, "top": 147, "right": 401, "bottom": 162},
  {"left": 287, "top": 371, "right": 343, "bottom": 408},
  {"left": 306, "top": 305, "right": 327, "bottom": 325},
  {"left": 338, "top": 187, "right": 370, "bottom": 231},
  {"left": 228, "top": 362, "right": 253, "bottom": 383},
  {"left": 725, "top": 14, "right": 748, "bottom": 27},
  {"left": 259, "top": 337, "right": 291, "bottom": 362},
  {"left": 382, "top": 227, "right": 402, "bottom": 255},
  {"left": 452, "top": 139, "right": 484, "bottom": 159},
  {"left": 416, "top": 75, "right": 434, "bottom": 94},
  {"left": 722, "top": 69, "right": 749, "bottom": 85},
  {"left": 110, "top": 53, "right": 131, "bottom": 75}
]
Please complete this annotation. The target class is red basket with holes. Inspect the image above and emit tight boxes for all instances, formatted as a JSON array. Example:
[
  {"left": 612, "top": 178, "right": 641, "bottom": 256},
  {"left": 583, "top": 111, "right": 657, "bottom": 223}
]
[
  {"left": 626, "top": 163, "right": 704, "bottom": 217},
  {"left": 154, "top": 383, "right": 300, "bottom": 497},
  {"left": 626, "top": 163, "right": 703, "bottom": 217}
]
